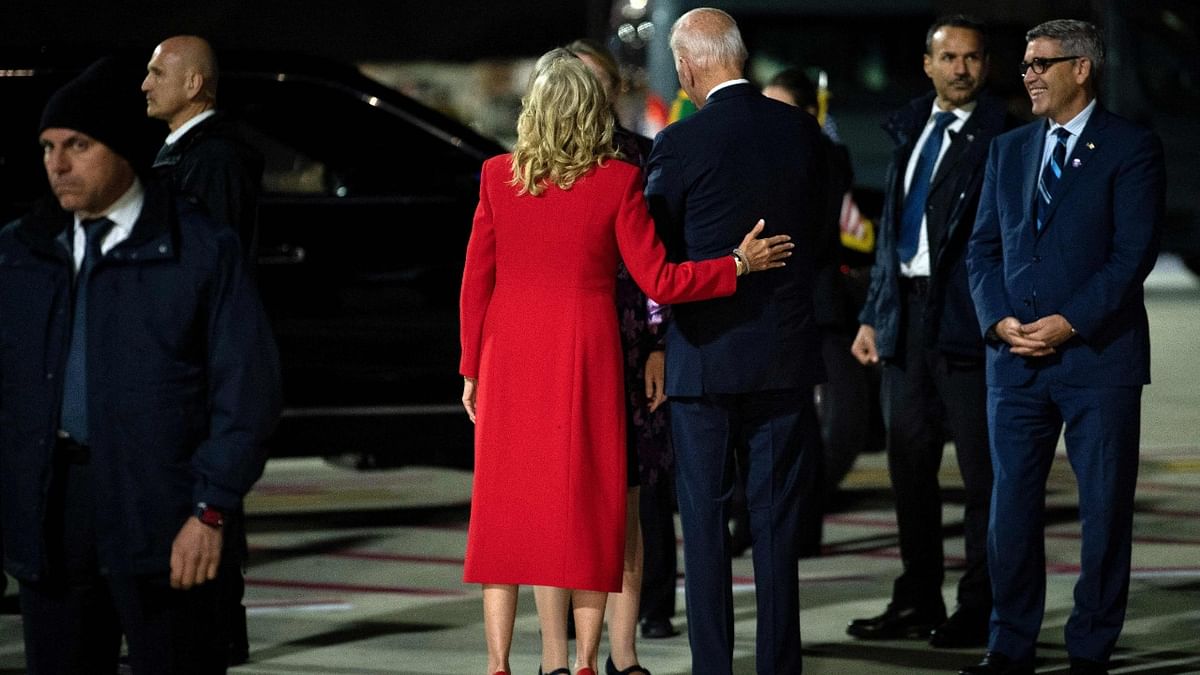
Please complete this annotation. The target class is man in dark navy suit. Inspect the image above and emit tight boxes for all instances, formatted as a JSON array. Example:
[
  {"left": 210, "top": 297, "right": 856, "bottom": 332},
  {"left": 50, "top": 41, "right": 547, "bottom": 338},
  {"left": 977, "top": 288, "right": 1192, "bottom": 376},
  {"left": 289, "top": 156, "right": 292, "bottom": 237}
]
[
  {"left": 644, "top": 8, "right": 826, "bottom": 675},
  {"left": 963, "top": 19, "right": 1164, "bottom": 675},
  {"left": 849, "top": 15, "right": 1013, "bottom": 649}
]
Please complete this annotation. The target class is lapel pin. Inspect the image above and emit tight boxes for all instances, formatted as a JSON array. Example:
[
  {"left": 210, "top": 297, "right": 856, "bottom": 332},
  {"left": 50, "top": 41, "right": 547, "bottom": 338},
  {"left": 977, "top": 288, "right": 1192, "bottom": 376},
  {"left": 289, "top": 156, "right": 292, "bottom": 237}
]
[
  {"left": 1087, "top": 142, "right": 1095, "bottom": 150},
  {"left": 966, "top": 134, "right": 975, "bottom": 142},
  {"left": 1072, "top": 158, "right": 1082, "bottom": 168}
]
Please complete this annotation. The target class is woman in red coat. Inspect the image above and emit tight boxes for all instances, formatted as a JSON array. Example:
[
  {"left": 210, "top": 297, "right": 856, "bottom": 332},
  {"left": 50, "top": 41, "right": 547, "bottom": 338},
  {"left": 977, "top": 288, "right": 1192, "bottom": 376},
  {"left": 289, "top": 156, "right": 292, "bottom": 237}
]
[{"left": 459, "top": 48, "right": 792, "bottom": 675}]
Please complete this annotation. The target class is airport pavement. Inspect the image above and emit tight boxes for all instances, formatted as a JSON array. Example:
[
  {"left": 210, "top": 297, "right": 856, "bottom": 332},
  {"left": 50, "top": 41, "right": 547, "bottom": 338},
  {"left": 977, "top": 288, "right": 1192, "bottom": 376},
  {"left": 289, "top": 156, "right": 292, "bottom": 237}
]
[{"left": 0, "top": 259, "right": 1196, "bottom": 674}]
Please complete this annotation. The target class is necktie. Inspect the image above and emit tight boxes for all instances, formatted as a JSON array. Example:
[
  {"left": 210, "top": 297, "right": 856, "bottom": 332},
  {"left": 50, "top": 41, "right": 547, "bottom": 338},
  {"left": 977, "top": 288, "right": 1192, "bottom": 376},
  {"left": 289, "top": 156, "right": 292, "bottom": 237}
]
[
  {"left": 1037, "top": 128, "right": 1071, "bottom": 231},
  {"left": 897, "top": 111, "right": 957, "bottom": 262},
  {"left": 60, "top": 217, "right": 113, "bottom": 444}
]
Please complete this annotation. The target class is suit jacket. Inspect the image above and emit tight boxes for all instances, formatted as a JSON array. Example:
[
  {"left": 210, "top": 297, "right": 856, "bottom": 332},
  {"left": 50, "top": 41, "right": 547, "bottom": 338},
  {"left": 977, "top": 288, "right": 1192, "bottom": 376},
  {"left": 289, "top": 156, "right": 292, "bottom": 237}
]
[
  {"left": 860, "top": 91, "right": 1014, "bottom": 361},
  {"left": 645, "top": 82, "right": 826, "bottom": 396},
  {"left": 967, "top": 105, "right": 1165, "bottom": 387}
]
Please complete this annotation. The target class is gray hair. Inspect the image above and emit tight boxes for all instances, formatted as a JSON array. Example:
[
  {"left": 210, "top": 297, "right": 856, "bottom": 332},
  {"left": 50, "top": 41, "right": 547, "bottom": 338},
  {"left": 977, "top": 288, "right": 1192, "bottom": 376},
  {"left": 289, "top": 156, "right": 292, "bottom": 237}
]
[
  {"left": 669, "top": 8, "right": 748, "bottom": 71},
  {"left": 1026, "top": 19, "right": 1105, "bottom": 74}
]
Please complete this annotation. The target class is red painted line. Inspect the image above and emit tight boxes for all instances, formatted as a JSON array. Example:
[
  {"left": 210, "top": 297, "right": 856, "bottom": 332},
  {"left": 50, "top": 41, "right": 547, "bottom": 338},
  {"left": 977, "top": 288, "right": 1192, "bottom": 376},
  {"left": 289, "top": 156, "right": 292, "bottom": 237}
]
[{"left": 245, "top": 577, "right": 465, "bottom": 597}]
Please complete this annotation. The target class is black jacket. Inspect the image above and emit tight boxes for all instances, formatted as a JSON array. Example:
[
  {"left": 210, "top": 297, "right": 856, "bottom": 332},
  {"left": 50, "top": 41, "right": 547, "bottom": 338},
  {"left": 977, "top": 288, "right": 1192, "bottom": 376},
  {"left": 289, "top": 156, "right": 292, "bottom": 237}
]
[
  {"left": 859, "top": 91, "right": 1016, "bottom": 360},
  {"left": 0, "top": 180, "right": 280, "bottom": 581},
  {"left": 153, "top": 111, "right": 263, "bottom": 258}
]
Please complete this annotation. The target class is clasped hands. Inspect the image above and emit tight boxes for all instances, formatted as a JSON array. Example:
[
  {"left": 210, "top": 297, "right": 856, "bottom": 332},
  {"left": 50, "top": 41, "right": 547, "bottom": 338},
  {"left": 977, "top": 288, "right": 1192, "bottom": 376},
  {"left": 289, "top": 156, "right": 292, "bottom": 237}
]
[{"left": 993, "top": 314, "right": 1075, "bottom": 357}]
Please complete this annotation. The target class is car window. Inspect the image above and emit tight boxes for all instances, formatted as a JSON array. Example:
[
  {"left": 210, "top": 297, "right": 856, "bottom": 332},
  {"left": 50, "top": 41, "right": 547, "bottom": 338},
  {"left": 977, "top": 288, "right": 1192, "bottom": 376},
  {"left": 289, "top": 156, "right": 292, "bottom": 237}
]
[{"left": 222, "top": 74, "right": 482, "bottom": 197}]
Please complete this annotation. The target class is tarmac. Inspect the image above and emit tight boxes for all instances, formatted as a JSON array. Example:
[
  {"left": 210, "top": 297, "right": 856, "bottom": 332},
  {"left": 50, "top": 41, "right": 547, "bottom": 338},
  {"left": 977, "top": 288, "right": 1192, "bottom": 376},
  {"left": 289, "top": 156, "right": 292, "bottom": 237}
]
[{"left": 0, "top": 257, "right": 1197, "bottom": 674}]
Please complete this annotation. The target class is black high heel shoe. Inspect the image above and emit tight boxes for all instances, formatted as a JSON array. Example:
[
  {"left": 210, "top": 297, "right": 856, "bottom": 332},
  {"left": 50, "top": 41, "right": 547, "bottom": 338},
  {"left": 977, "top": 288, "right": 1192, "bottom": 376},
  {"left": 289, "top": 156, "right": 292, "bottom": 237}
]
[
  {"left": 606, "top": 656, "right": 652, "bottom": 675},
  {"left": 538, "top": 668, "right": 570, "bottom": 675}
]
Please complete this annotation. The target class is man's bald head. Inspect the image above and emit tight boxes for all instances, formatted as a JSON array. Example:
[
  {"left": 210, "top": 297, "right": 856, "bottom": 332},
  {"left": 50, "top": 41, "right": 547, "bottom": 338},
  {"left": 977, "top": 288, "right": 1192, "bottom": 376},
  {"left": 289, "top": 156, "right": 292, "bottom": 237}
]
[
  {"left": 669, "top": 8, "right": 747, "bottom": 74},
  {"left": 142, "top": 35, "right": 219, "bottom": 131},
  {"left": 668, "top": 8, "right": 747, "bottom": 107}
]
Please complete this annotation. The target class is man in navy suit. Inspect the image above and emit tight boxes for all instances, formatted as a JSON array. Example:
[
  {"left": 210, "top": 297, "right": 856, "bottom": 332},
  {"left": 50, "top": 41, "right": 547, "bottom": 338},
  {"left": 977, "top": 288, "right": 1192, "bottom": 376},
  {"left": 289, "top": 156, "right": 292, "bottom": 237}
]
[
  {"left": 850, "top": 15, "right": 1012, "bottom": 649},
  {"left": 963, "top": 19, "right": 1164, "bottom": 675},
  {"left": 644, "top": 8, "right": 826, "bottom": 675}
]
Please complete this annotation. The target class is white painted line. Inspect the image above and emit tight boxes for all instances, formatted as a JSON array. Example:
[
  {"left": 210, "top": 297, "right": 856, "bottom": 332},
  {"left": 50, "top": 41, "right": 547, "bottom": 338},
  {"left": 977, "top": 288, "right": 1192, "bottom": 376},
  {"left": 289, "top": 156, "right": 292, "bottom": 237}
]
[{"left": 246, "top": 602, "right": 354, "bottom": 615}]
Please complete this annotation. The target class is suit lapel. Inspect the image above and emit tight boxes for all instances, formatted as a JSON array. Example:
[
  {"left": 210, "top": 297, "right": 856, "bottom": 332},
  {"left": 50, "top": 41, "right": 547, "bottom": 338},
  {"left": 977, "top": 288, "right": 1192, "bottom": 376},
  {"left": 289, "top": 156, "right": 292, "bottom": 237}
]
[
  {"left": 929, "top": 117, "right": 977, "bottom": 195},
  {"left": 1039, "top": 109, "right": 1107, "bottom": 232},
  {"left": 1022, "top": 123, "right": 1046, "bottom": 233}
]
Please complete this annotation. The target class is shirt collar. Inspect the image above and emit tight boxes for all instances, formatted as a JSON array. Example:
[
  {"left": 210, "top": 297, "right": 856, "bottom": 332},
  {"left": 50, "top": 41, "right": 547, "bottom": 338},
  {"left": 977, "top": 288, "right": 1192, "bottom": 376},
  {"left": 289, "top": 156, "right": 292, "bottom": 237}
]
[
  {"left": 929, "top": 98, "right": 977, "bottom": 125},
  {"left": 1048, "top": 98, "right": 1096, "bottom": 138},
  {"left": 165, "top": 109, "right": 216, "bottom": 145},
  {"left": 706, "top": 78, "right": 749, "bottom": 100},
  {"left": 74, "top": 177, "right": 144, "bottom": 238}
]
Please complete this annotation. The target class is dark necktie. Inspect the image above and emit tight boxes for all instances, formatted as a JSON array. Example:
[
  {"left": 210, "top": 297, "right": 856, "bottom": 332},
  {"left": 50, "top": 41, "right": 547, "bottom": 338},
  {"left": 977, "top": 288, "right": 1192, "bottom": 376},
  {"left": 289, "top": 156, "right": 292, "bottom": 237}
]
[
  {"left": 898, "top": 111, "right": 956, "bottom": 263},
  {"left": 1037, "top": 128, "right": 1071, "bottom": 232},
  {"left": 60, "top": 217, "right": 113, "bottom": 444}
]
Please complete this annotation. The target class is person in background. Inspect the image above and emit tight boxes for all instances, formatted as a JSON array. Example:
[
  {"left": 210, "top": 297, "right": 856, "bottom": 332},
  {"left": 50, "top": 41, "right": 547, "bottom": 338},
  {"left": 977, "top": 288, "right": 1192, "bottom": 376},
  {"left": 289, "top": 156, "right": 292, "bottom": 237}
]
[
  {"left": 0, "top": 56, "right": 279, "bottom": 674},
  {"left": 962, "top": 19, "right": 1164, "bottom": 675},
  {"left": 142, "top": 34, "right": 266, "bottom": 665},
  {"left": 643, "top": 8, "right": 827, "bottom": 674},
  {"left": 763, "top": 66, "right": 881, "bottom": 493},
  {"left": 458, "top": 48, "right": 791, "bottom": 675},
  {"left": 848, "top": 15, "right": 1010, "bottom": 649},
  {"left": 143, "top": 35, "right": 263, "bottom": 261},
  {"left": 568, "top": 38, "right": 680, "bottom": 675}
]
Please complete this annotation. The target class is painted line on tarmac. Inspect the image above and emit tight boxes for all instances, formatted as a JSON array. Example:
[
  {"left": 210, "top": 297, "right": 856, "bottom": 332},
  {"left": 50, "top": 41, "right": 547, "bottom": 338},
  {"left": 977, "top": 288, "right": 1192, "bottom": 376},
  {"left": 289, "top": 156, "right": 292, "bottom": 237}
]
[
  {"left": 246, "top": 601, "right": 355, "bottom": 615},
  {"left": 246, "top": 577, "right": 465, "bottom": 596}
]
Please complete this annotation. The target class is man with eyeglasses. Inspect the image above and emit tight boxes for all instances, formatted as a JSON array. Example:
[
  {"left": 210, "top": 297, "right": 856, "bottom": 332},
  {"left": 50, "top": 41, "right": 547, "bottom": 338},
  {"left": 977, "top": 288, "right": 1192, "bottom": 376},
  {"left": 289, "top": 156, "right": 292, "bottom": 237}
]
[
  {"left": 964, "top": 19, "right": 1165, "bottom": 675},
  {"left": 849, "top": 14, "right": 1014, "bottom": 650}
]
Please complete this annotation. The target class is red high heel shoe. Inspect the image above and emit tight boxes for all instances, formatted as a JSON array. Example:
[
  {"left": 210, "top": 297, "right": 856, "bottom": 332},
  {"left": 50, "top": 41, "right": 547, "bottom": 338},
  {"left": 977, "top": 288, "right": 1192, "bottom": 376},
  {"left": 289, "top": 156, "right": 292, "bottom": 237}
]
[{"left": 576, "top": 669, "right": 596, "bottom": 675}]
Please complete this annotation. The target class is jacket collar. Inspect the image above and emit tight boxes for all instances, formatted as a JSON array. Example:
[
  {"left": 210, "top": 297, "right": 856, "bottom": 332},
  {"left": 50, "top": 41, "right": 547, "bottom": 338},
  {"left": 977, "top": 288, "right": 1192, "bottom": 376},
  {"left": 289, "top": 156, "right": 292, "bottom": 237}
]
[
  {"left": 15, "top": 179, "right": 178, "bottom": 262},
  {"left": 702, "top": 81, "right": 756, "bottom": 107}
]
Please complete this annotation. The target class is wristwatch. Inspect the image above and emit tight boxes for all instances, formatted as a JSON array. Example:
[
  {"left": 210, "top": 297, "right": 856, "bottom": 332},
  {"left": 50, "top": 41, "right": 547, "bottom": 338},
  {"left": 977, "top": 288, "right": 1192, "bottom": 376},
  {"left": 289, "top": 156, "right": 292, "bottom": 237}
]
[{"left": 195, "top": 502, "right": 225, "bottom": 528}]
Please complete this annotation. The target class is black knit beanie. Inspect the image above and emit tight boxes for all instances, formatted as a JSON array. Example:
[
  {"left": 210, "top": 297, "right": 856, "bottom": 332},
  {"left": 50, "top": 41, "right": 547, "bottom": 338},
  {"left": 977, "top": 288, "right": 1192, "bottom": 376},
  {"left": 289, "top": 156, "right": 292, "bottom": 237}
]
[{"left": 39, "top": 56, "right": 157, "bottom": 173}]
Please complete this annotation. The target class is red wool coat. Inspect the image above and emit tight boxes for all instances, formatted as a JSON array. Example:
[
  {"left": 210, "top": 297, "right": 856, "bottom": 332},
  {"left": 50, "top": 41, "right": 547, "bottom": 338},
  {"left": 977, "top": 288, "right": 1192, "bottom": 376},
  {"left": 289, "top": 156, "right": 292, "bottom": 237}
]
[{"left": 459, "top": 155, "right": 735, "bottom": 591}]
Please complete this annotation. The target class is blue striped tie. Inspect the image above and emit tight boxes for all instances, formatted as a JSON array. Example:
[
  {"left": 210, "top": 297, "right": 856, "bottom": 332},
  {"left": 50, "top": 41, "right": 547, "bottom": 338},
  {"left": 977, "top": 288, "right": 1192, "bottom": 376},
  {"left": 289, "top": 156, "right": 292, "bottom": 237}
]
[
  {"left": 60, "top": 217, "right": 113, "bottom": 444},
  {"left": 1036, "top": 128, "right": 1071, "bottom": 232}
]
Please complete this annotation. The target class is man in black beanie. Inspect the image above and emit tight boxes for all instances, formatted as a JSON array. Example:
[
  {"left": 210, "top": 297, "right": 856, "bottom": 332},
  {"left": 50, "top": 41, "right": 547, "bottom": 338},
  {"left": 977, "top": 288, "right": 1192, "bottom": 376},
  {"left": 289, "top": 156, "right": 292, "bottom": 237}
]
[{"left": 0, "top": 56, "right": 281, "bottom": 673}]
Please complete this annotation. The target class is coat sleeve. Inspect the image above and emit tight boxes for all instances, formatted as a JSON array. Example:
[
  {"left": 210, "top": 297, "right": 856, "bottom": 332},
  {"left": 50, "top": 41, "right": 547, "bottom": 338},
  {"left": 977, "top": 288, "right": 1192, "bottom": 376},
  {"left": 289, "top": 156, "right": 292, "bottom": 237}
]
[
  {"left": 459, "top": 162, "right": 497, "bottom": 379},
  {"left": 191, "top": 227, "right": 282, "bottom": 512},
  {"left": 967, "top": 138, "right": 1013, "bottom": 337},
  {"left": 614, "top": 165, "right": 736, "bottom": 305},
  {"left": 1057, "top": 131, "right": 1165, "bottom": 338}
]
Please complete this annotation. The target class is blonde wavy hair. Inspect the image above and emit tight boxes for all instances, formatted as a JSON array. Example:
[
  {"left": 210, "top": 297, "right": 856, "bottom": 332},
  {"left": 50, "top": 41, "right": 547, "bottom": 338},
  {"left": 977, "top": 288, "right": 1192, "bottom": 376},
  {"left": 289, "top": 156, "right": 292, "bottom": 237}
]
[{"left": 510, "top": 48, "right": 618, "bottom": 196}]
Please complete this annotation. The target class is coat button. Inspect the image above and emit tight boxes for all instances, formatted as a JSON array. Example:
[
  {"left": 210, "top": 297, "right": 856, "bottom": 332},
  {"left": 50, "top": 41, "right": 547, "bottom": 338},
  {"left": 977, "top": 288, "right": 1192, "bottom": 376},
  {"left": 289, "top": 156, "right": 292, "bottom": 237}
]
[
  {"left": 1023, "top": 299, "right": 1032, "bottom": 306},
  {"left": 46, "top": 372, "right": 55, "bottom": 380},
  {"left": 1033, "top": 256, "right": 1041, "bottom": 263},
  {"left": 159, "top": 245, "right": 168, "bottom": 254}
]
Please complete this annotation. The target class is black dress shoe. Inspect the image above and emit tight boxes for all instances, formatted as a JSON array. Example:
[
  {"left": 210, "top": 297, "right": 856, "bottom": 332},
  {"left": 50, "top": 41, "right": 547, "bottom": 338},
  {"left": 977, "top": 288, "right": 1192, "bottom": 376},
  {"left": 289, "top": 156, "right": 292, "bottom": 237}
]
[
  {"left": 929, "top": 606, "right": 990, "bottom": 648},
  {"left": 846, "top": 604, "right": 945, "bottom": 640},
  {"left": 639, "top": 617, "right": 679, "bottom": 639},
  {"left": 958, "top": 652, "right": 1034, "bottom": 675},
  {"left": 1069, "top": 657, "right": 1108, "bottom": 674}
]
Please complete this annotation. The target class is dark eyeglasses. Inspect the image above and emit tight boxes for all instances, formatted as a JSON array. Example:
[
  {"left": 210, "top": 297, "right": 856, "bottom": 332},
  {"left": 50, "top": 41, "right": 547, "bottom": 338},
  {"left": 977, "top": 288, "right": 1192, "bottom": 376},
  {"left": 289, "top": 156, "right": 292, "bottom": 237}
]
[{"left": 1019, "top": 56, "right": 1080, "bottom": 76}]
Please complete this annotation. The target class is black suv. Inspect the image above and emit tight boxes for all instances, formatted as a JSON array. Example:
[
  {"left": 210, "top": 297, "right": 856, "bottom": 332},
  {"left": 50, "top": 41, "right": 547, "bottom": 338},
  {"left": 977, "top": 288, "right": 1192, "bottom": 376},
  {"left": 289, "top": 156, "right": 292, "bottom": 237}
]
[{"left": 0, "top": 48, "right": 504, "bottom": 466}]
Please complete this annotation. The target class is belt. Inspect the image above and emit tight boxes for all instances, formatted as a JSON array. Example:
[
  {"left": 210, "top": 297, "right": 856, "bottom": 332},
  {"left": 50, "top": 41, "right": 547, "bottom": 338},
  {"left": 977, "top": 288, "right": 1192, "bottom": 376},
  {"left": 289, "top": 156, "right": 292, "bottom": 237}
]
[
  {"left": 900, "top": 276, "right": 931, "bottom": 297},
  {"left": 56, "top": 433, "right": 91, "bottom": 465}
]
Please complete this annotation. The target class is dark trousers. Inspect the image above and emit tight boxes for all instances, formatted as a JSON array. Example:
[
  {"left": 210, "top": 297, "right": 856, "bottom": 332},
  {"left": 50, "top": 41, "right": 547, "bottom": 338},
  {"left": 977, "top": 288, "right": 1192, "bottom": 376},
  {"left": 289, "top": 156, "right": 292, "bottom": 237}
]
[
  {"left": 20, "top": 454, "right": 229, "bottom": 674},
  {"left": 987, "top": 380, "right": 1141, "bottom": 664},
  {"left": 671, "top": 389, "right": 820, "bottom": 675},
  {"left": 881, "top": 281, "right": 992, "bottom": 613},
  {"left": 638, "top": 473, "right": 678, "bottom": 623}
]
